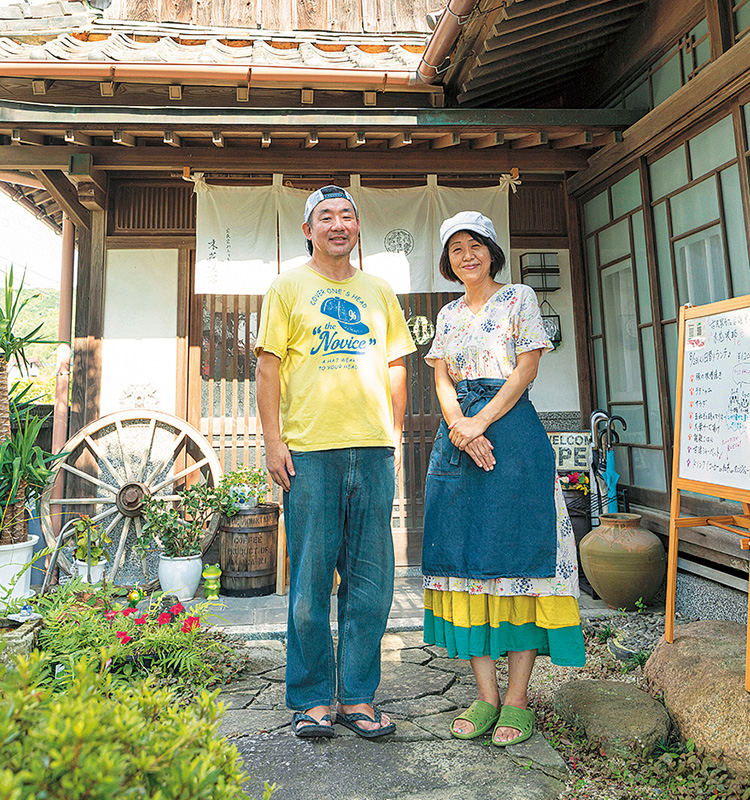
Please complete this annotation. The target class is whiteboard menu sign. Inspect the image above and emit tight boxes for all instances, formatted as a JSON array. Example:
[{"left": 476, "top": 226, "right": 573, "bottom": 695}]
[{"left": 678, "top": 304, "right": 750, "bottom": 493}]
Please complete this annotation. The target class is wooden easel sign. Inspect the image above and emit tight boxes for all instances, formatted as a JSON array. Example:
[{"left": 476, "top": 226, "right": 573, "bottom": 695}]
[{"left": 666, "top": 295, "right": 750, "bottom": 692}]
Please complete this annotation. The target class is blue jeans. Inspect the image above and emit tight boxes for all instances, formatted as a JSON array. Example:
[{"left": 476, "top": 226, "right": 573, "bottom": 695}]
[{"left": 283, "top": 447, "right": 396, "bottom": 711}]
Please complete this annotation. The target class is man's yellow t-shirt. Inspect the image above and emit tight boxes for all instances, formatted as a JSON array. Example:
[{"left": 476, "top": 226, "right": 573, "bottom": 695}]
[{"left": 255, "top": 265, "right": 416, "bottom": 452}]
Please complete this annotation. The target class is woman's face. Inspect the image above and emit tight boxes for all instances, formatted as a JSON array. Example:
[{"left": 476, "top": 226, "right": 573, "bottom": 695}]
[{"left": 447, "top": 231, "right": 492, "bottom": 285}]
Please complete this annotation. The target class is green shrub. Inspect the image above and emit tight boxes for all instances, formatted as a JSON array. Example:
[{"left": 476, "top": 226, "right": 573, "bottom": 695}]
[
  {"left": 32, "top": 584, "right": 247, "bottom": 695},
  {"left": 0, "top": 652, "right": 270, "bottom": 800}
]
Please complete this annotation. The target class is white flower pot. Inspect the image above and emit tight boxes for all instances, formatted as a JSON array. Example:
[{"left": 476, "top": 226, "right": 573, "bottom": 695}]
[
  {"left": 73, "top": 559, "right": 107, "bottom": 584},
  {"left": 0, "top": 535, "right": 39, "bottom": 602},
  {"left": 158, "top": 553, "right": 203, "bottom": 601}
]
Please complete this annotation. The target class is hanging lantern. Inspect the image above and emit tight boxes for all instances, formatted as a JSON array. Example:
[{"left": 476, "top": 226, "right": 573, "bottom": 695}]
[
  {"left": 539, "top": 298, "right": 562, "bottom": 349},
  {"left": 520, "top": 252, "right": 560, "bottom": 292}
]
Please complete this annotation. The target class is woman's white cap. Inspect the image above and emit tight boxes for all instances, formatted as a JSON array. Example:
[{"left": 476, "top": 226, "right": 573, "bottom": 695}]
[{"left": 440, "top": 211, "right": 498, "bottom": 247}]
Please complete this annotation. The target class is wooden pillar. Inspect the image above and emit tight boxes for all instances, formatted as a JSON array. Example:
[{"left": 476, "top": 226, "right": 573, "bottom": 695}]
[
  {"left": 70, "top": 209, "right": 106, "bottom": 436},
  {"left": 705, "top": 0, "right": 733, "bottom": 60},
  {"left": 564, "top": 181, "right": 594, "bottom": 422}
]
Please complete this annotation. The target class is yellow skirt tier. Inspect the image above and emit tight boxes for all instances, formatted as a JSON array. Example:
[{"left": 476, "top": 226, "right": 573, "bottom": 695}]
[{"left": 424, "top": 590, "right": 586, "bottom": 667}]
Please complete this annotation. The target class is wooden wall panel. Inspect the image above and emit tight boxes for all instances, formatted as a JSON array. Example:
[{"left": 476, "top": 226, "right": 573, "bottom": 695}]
[
  {"left": 105, "top": 0, "right": 432, "bottom": 32},
  {"left": 509, "top": 183, "right": 567, "bottom": 237}
]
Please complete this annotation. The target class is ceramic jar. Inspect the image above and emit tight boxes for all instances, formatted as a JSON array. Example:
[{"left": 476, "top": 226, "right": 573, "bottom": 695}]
[
  {"left": 158, "top": 553, "right": 203, "bottom": 601},
  {"left": 74, "top": 559, "right": 107, "bottom": 584},
  {"left": 579, "top": 513, "right": 666, "bottom": 610}
]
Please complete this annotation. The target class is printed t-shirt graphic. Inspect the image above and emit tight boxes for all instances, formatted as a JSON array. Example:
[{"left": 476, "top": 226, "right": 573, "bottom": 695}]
[{"left": 255, "top": 265, "right": 416, "bottom": 452}]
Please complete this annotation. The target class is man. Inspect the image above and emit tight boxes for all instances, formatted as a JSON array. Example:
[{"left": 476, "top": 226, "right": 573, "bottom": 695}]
[{"left": 255, "top": 185, "right": 416, "bottom": 738}]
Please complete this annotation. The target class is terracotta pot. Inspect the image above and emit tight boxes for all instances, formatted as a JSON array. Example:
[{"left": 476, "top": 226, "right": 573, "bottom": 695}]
[{"left": 579, "top": 513, "right": 665, "bottom": 610}]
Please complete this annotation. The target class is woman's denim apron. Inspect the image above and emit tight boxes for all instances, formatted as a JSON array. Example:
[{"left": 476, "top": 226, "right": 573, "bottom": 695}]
[{"left": 422, "top": 377, "right": 557, "bottom": 579}]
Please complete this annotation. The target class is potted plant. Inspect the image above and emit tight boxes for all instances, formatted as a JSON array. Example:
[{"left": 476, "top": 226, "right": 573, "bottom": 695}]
[
  {"left": 215, "top": 467, "right": 279, "bottom": 597},
  {"left": 215, "top": 466, "right": 268, "bottom": 511},
  {"left": 136, "top": 481, "right": 217, "bottom": 601},
  {"left": 0, "top": 407, "right": 61, "bottom": 602},
  {"left": 71, "top": 515, "right": 111, "bottom": 584}
]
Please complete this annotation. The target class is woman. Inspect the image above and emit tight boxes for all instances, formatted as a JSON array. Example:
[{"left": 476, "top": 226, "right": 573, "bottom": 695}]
[{"left": 422, "top": 211, "right": 585, "bottom": 747}]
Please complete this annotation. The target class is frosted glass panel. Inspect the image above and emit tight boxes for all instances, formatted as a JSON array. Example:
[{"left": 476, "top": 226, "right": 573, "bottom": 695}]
[
  {"left": 631, "top": 447, "right": 667, "bottom": 492},
  {"left": 719, "top": 165, "right": 750, "bottom": 296},
  {"left": 584, "top": 190, "right": 609, "bottom": 233},
  {"left": 624, "top": 76, "right": 650, "bottom": 110},
  {"left": 736, "top": 4, "right": 750, "bottom": 35},
  {"left": 652, "top": 52, "right": 681, "bottom": 106},
  {"left": 611, "top": 404, "right": 647, "bottom": 445},
  {"left": 674, "top": 224, "right": 728, "bottom": 306},
  {"left": 598, "top": 219, "right": 630, "bottom": 264},
  {"left": 670, "top": 177, "right": 720, "bottom": 236},
  {"left": 601, "top": 260, "right": 642, "bottom": 402},
  {"left": 653, "top": 202, "right": 676, "bottom": 319},
  {"left": 650, "top": 146, "right": 688, "bottom": 200},
  {"left": 640, "top": 326, "right": 662, "bottom": 445},
  {"left": 587, "top": 235, "right": 602, "bottom": 336},
  {"left": 631, "top": 211, "right": 652, "bottom": 323},
  {"left": 664, "top": 322, "right": 678, "bottom": 417},
  {"left": 613, "top": 446, "right": 630, "bottom": 486},
  {"left": 611, "top": 171, "right": 641, "bottom": 218},
  {"left": 688, "top": 116, "right": 735, "bottom": 178},
  {"left": 593, "top": 337, "right": 607, "bottom": 407}
]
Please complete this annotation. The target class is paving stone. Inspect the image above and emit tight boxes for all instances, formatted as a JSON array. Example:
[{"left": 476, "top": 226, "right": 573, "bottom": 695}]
[
  {"left": 235, "top": 734, "right": 565, "bottom": 800},
  {"left": 382, "top": 647, "right": 431, "bottom": 664},
  {"left": 374, "top": 661, "right": 454, "bottom": 705},
  {"left": 217, "top": 709, "right": 290, "bottom": 738},
  {"left": 428, "top": 657, "right": 475, "bottom": 675},
  {"left": 410, "top": 710, "right": 457, "bottom": 740},
  {"left": 424, "top": 644, "right": 448, "bottom": 657},
  {"left": 443, "top": 681, "right": 479, "bottom": 708},
  {"left": 240, "top": 639, "right": 287, "bottom": 673},
  {"left": 250, "top": 681, "right": 287, "bottom": 709},
  {"left": 217, "top": 692, "right": 259, "bottom": 710},
  {"left": 506, "top": 732, "right": 569, "bottom": 782},
  {"left": 380, "top": 695, "right": 457, "bottom": 719},
  {"left": 220, "top": 675, "right": 269, "bottom": 695},
  {"left": 0, "top": 7, "right": 23, "bottom": 20},
  {"left": 262, "top": 666, "right": 286, "bottom": 682},
  {"left": 381, "top": 630, "right": 426, "bottom": 650}
]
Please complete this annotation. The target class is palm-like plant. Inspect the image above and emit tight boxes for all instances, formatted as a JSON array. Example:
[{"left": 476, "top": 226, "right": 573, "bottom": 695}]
[{"left": 0, "top": 267, "right": 53, "bottom": 442}]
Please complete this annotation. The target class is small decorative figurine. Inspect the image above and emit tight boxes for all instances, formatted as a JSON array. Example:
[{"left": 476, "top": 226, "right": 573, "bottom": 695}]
[
  {"left": 202, "top": 563, "right": 222, "bottom": 599},
  {"left": 126, "top": 584, "right": 145, "bottom": 608}
]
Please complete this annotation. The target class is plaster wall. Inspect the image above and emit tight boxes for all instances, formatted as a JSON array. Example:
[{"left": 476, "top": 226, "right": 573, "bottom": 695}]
[
  {"left": 509, "top": 248, "right": 580, "bottom": 415},
  {"left": 100, "top": 249, "right": 179, "bottom": 415}
]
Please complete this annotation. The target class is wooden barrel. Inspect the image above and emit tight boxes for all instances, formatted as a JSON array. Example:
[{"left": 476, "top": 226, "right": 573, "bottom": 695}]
[{"left": 219, "top": 503, "right": 279, "bottom": 597}]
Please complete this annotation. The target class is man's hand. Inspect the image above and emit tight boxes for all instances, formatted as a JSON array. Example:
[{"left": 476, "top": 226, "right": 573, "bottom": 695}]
[
  {"left": 266, "top": 439, "right": 295, "bottom": 492},
  {"left": 464, "top": 435, "right": 495, "bottom": 471}
]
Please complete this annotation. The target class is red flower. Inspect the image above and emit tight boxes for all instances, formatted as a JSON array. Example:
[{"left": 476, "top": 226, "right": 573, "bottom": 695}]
[
  {"left": 134, "top": 615, "right": 148, "bottom": 625},
  {"left": 157, "top": 612, "right": 172, "bottom": 625},
  {"left": 169, "top": 603, "right": 185, "bottom": 615},
  {"left": 181, "top": 616, "right": 200, "bottom": 633},
  {"left": 121, "top": 607, "right": 137, "bottom": 617},
  {"left": 104, "top": 610, "right": 118, "bottom": 621},
  {"left": 115, "top": 631, "right": 132, "bottom": 644}
]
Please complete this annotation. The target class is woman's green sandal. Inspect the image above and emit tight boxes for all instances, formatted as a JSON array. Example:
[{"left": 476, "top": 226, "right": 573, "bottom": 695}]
[
  {"left": 492, "top": 705, "right": 534, "bottom": 747},
  {"left": 450, "top": 700, "right": 500, "bottom": 740}
]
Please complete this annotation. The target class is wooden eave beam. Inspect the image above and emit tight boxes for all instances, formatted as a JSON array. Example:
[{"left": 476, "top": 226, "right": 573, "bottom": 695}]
[
  {"left": 11, "top": 129, "right": 44, "bottom": 146},
  {"left": 469, "top": 131, "right": 504, "bottom": 149},
  {"left": 388, "top": 132, "right": 412, "bottom": 149},
  {"left": 477, "top": 15, "right": 634, "bottom": 68},
  {"left": 67, "top": 152, "right": 106, "bottom": 211},
  {"left": 31, "top": 169, "right": 90, "bottom": 230},
  {"left": 346, "top": 132, "right": 366, "bottom": 148},
  {"left": 430, "top": 132, "right": 460, "bottom": 149},
  {"left": 0, "top": 144, "right": 590, "bottom": 174},
  {"left": 550, "top": 131, "right": 595, "bottom": 149},
  {"left": 510, "top": 132, "right": 549, "bottom": 149},
  {"left": 487, "top": 0, "right": 646, "bottom": 45}
]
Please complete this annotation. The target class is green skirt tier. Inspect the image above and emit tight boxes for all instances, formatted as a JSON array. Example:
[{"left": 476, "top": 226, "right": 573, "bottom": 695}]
[{"left": 424, "top": 590, "right": 586, "bottom": 667}]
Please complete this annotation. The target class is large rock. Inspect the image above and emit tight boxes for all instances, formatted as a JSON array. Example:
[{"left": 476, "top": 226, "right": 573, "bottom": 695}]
[
  {"left": 553, "top": 679, "right": 670, "bottom": 757},
  {"left": 644, "top": 620, "right": 750, "bottom": 778}
]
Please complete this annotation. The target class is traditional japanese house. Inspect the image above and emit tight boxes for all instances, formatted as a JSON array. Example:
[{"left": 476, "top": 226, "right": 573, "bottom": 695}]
[{"left": 0, "top": 0, "right": 747, "bottom": 618}]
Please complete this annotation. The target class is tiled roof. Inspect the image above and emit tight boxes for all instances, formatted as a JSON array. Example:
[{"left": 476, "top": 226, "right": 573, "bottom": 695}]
[{"left": 0, "top": 30, "right": 424, "bottom": 67}]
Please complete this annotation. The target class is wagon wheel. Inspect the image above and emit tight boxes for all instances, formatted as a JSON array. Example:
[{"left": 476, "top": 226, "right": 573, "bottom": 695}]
[{"left": 40, "top": 409, "right": 222, "bottom": 586}]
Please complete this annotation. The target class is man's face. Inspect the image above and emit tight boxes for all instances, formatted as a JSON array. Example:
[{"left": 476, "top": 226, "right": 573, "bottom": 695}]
[{"left": 303, "top": 198, "right": 360, "bottom": 259}]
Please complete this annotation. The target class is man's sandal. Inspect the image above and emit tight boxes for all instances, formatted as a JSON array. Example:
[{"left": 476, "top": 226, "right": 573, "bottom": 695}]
[
  {"left": 336, "top": 708, "right": 396, "bottom": 739},
  {"left": 291, "top": 712, "right": 335, "bottom": 739},
  {"left": 450, "top": 699, "right": 500, "bottom": 740},
  {"left": 492, "top": 705, "right": 534, "bottom": 747}
]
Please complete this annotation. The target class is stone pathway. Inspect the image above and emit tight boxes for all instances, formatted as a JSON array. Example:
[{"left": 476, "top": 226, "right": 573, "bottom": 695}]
[{"left": 217, "top": 631, "right": 569, "bottom": 800}]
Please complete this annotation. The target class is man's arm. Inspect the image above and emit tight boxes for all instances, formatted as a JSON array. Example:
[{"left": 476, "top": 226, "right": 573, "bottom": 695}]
[
  {"left": 256, "top": 349, "right": 295, "bottom": 491},
  {"left": 388, "top": 357, "right": 407, "bottom": 476}
]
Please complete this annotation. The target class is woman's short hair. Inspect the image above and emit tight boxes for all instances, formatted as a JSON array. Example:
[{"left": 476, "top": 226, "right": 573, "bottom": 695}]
[{"left": 438, "top": 230, "right": 506, "bottom": 284}]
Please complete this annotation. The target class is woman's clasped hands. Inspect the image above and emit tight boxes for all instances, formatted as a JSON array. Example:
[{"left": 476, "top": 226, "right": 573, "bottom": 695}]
[{"left": 448, "top": 415, "right": 496, "bottom": 472}]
